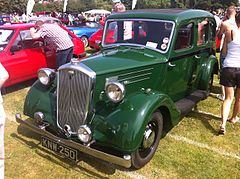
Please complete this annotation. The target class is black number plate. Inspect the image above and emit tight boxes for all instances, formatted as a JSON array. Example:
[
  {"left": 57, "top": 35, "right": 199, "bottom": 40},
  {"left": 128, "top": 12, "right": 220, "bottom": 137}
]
[{"left": 41, "top": 136, "right": 78, "bottom": 162}]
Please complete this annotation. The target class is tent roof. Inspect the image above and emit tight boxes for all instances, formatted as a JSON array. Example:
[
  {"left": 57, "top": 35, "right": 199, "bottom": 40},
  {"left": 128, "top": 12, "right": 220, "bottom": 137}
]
[{"left": 84, "top": 9, "right": 111, "bottom": 15}]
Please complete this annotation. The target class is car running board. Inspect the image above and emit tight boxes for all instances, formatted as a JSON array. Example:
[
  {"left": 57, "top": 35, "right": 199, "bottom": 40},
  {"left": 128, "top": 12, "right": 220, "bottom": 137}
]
[{"left": 175, "top": 90, "right": 207, "bottom": 117}]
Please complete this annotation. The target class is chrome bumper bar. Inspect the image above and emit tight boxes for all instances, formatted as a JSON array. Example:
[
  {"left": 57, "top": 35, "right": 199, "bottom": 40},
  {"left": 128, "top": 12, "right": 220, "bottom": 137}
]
[{"left": 15, "top": 113, "right": 131, "bottom": 168}]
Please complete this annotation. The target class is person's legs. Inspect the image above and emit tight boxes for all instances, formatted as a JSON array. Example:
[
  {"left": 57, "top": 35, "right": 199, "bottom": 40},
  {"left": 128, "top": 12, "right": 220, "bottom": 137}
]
[
  {"left": 230, "top": 87, "right": 240, "bottom": 123},
  {"left": 216, "top": 85, "right": 225, "bottom": 100},
  {"left": 230, "top": 69, "right": 240, "bottom": 123},
  {"left": 66, "top": 47, "right": 73, "bottom": 63},
  {"left": 217, "top": 53, "right": 226, "bottom": 101},
  {"left": 220, "top": 86, "right": 235, "bottom": 132},
  {"left": 0, "top": 124, "right": 4, "bottom": 179},
  {"left": 56, "top": 51, "right": 65, "bottom": 68},
  {"left": 56, "top": 47, "right": 73, "bottom": 68}
]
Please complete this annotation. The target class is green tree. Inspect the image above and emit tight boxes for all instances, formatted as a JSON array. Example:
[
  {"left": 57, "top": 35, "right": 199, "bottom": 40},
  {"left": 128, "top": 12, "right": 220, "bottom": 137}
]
[
  {"left": 130, "top": 0, "right": 170, "bottom": 9},
  {"left": 66, "top": 0, "right": 86, "bottom": 13},
  {"left": 0, "top": 0, "right": 28, "bottom": 14}
]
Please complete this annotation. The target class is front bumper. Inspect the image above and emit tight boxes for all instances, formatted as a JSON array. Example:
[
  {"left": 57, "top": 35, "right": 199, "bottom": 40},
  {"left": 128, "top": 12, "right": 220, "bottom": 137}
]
[{"left": 15, "top": 113, "right": 131, "bottom": 168}]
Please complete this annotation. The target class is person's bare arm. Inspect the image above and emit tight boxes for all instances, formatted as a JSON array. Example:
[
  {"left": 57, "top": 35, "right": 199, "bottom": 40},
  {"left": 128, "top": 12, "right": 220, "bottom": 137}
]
[
  {"left": 217, "top": 22, "right": 226, "bottom": 39},
  {"left": 221, "top": 29, "right": 231, "bottom": 56},
  {"left": 30, "top": 27, "right": 41, "bottom": 39}
]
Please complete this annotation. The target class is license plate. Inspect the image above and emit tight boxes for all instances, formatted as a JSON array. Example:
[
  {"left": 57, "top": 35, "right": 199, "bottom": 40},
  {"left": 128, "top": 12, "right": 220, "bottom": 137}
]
[{"left": 41, "top": 136, "right": 78, "bottom": 162}]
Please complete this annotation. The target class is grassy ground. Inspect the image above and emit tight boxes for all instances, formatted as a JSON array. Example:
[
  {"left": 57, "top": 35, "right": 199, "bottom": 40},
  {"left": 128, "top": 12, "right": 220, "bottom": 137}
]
[{"left": 2, "top": 76, "right": 240, "bottom": 179}]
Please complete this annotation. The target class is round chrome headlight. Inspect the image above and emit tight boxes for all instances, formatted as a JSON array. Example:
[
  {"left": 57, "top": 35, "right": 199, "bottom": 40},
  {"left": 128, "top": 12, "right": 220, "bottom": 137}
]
[
  {"left": 38, "top": 68, "right": 55, "bottom": 85},
  {"left": 77, "top": 125, "right": 92, "bottom": 143},
  {"left": 106, "top": 82, "right": 125, "bottom": 103}
]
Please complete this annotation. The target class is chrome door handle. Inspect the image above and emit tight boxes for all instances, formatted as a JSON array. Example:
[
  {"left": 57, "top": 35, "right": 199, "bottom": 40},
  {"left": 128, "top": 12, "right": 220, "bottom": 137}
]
[
  {"left": 195, "top": 55, "right": 201, "bottom": 59},
  {"left": 168, "top": 62, "right": 176, "bottom": 67}
]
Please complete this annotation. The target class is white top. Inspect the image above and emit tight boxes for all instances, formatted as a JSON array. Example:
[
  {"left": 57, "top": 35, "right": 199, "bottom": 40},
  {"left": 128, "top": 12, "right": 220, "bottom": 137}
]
[
  {"left": 223, "top": 29, "right": 240, "bottom": 68},
  {"left": 0, "top": 63, "right": 8, "bottom": 104},
  {"left": 0, "top": 63, "right": 9, "bottom": 124},
  {"left": 214, "top": 15, "right": 221, "bottom": 30}
]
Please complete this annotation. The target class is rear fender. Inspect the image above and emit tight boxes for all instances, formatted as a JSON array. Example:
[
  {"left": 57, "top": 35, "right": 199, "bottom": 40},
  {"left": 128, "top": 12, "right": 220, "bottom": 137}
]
[{"left": 199, "top": 55, "right": 218, "bottom": 90}]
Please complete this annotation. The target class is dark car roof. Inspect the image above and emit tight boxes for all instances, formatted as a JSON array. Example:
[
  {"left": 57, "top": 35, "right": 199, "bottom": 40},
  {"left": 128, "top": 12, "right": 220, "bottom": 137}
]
[
  {"left": 108, "top": 8, "right": 213, "bottom": 22},
  {"left": 0, "top": 23, "right": 34, "bottom": 29}
]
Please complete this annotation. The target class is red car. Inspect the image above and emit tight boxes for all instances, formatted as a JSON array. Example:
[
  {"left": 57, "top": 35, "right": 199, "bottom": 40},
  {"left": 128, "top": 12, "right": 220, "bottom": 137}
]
[
  {"left": 89, "top": 28, "right": 103, "bottom": 50},
  {"left": 0, "top": 23, "right": 85, "bottom": 87},
  {"left": 89, "top": 28, "right": 115, "bottom": 50}
]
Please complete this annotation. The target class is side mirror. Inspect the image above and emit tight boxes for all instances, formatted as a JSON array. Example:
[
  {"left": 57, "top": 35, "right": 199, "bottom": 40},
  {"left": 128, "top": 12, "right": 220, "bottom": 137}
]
[{"left": 10, "top": 45, "right": 21, "bottom": 54}]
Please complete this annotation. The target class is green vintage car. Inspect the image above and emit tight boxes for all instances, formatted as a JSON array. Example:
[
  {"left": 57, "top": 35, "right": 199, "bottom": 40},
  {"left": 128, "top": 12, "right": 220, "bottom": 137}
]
[{"left": 16, "top": 9, "right": 218, "bottom": 169}]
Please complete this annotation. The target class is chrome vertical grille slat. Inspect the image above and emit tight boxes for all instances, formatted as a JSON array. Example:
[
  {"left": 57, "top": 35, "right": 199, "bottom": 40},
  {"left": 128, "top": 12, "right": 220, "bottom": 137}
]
[{"left": 57, "top": 64, "right": 95, "bottom": 133}]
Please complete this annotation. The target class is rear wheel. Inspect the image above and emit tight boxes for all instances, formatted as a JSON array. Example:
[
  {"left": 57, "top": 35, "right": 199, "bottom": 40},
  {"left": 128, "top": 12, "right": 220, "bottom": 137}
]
[
  {"left": 81, "top": 36, "right": 89, "bottom": 47},
  {"left": 131, "top": 110, "right": 163, "bottom": 169}
]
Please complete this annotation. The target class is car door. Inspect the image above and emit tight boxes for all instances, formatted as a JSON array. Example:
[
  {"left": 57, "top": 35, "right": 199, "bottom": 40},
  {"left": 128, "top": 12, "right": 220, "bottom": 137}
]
[
  {"left": 2, "top": 29, "right": 53, "bottom": 86},
  {"left": 193, "top": 18, "right": 214, "bottom": 87},
  {"left": 163, "top": 22, "right": 196, "bottom": 101}
]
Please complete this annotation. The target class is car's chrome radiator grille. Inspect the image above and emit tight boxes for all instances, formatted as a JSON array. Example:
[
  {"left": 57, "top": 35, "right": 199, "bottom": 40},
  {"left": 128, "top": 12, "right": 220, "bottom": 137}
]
[{"left": 57, "top": 68, "right": 93, "bottom": 133}]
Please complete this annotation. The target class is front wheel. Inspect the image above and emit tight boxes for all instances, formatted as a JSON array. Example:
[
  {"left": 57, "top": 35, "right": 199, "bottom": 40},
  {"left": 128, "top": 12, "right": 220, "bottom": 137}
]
[{"left": 131, "top": 110, "right": 163, "bottom": 169}]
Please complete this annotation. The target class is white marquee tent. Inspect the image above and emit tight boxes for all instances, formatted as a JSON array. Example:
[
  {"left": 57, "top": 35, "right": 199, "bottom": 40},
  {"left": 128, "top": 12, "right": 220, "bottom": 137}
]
[{"left": 84, "top": 9, "right": 111, "bottom": 16}]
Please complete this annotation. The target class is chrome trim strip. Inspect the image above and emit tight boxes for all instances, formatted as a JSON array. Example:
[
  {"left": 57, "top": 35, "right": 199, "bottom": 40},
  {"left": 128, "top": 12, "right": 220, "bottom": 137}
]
[
  {"left": 59, "top": 62, "right": 96, "bottom": 79},
  {"left": 120, "top": 72, "right": 152, "bottom": 82},
  {"left": 118, "top": 68, "right": 154, "bottom": 77},
  {"left": 124, "top": 77, "right": 150, "bottom": 84},
  {"left": 15, "top": 114, "right": 131, "bottom": 168}
]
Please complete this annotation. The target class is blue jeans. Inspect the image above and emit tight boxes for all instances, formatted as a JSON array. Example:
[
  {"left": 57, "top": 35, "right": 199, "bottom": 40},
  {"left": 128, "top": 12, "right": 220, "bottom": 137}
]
[{"left": 56, "top": 47, "right": 73, "bottom": 68}]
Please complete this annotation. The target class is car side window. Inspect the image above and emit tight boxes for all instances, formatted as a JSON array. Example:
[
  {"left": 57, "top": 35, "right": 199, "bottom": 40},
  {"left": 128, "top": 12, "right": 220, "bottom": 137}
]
[
  {"left": 19, "top": 30, "right": 44, "bottom": 49},
  {"left": 209, "top": 21, "right": 216, "bottom": 41},
  {"left": 12, "top": 34, "right": 23, "bottom": 50},
  {"left": 174, "top": 23, "right": 193, "bottom": 50},
  {"left": 197, "top": 19, "right": 209, "bottom": 46}
]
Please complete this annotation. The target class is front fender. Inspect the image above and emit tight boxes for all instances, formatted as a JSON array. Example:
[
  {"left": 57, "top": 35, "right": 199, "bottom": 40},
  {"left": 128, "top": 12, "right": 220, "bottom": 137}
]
[
  {"left": 91, "top": 91, "right": 180, "bottom": 153},
  {"left": 24, "top": 80, "right": 56, "bottom": 126}
]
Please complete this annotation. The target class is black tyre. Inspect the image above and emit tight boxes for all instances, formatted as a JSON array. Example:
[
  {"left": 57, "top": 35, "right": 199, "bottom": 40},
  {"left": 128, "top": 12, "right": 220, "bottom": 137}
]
[
  {"left": 131, "top": 110, "right": 163, "bottom": 169},
  {"left": 81, "top": 36, "right": 89, "bottom": 47}
]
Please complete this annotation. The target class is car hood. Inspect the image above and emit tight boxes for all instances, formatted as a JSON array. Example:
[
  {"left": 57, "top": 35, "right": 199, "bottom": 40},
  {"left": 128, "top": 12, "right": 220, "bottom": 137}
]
[
  {"left": 67, "top": 26, "right": 85, "bottom": 32},
  {"left": 67, "top": 26, "right": 96, "bottom": 31},
  {"left": 81, "top": 46, "right": 168, "bottom": 75}
]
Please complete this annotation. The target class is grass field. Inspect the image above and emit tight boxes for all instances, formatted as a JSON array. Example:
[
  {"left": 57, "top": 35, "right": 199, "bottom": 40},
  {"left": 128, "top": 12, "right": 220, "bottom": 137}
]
[{"left": 2, "top": 75, "right": 240, "bottom": 179}]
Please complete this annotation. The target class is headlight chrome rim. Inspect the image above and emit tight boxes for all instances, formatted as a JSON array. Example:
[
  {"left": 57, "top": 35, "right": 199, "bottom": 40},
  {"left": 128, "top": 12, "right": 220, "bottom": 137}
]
[
  {"left": 105, "top": 81, "right": 125, "bottom": 103},
  {"left": 38, "top": 68, "right": 55, "bottom": 86},
  {"left": 77, "top": 125, "right": 92, "bottom": 143}
]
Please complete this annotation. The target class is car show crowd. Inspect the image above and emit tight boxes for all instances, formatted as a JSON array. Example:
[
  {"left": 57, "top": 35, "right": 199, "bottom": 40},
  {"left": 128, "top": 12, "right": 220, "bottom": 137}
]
[{"left": 0, "top": 10, "right": 108, "bottom": 25}]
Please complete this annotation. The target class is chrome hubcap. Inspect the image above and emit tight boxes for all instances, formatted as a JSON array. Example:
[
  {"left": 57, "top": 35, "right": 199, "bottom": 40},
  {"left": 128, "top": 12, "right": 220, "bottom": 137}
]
[{"left": 143, "top": 124, "right": 155, "bottom": 149}]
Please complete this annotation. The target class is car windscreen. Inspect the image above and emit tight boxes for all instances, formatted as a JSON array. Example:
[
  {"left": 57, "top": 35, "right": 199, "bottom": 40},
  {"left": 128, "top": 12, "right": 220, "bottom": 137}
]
[
  {"left": 102, "top": 19, "right": 174, "bottom": 53},
  {"left": 0, "top": 29, "right": 14, "bottom": 51}
]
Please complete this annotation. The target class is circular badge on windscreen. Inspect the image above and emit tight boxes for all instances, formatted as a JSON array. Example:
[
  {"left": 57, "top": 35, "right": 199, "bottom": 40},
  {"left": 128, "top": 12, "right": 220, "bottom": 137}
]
[
  {"left": 161, "top": 43, "right": 167, "bottom": 50},
  {"left": 163, "top": 37, "right": 169, "bottom": 44}
]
